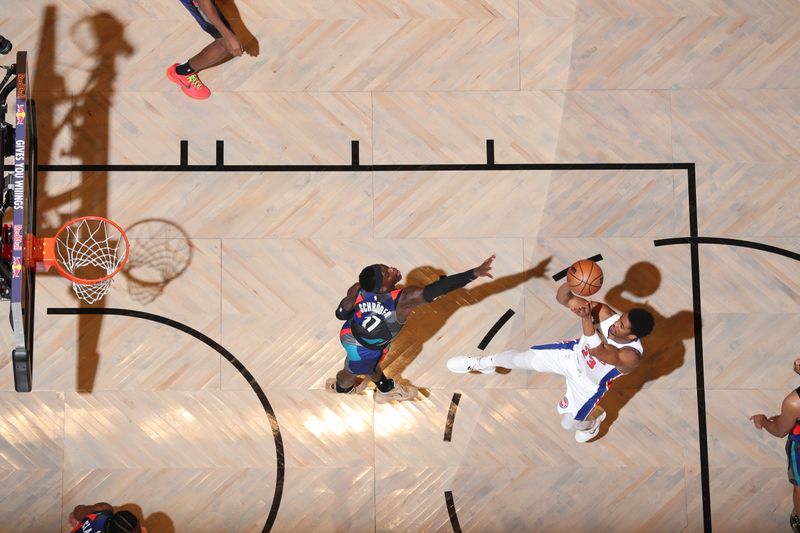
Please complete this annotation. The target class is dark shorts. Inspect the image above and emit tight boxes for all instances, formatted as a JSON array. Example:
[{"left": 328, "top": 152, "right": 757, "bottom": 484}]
[
  {"left": 340, "top": 324, "right": 388, "bottom": 375},
  {"left": 179, "top": 0, "right": 231, "bottom": 39},
  {"left": 787, "top": 438, "right": 800, "bottom": 485}
]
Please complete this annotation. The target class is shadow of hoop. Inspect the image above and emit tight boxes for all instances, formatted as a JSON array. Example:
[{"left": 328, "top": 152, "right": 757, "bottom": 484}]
[{"left": 121, "top": 218, "right": 193, "bottom": 304}]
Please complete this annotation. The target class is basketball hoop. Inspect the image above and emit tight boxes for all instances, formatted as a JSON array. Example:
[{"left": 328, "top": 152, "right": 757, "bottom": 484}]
[{"left": 25, "top": 216, "right": 130, "bottom": 304}]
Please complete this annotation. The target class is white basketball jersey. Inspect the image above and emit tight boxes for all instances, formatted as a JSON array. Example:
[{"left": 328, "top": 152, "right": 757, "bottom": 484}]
[{"left": 576, "top": 312, "right": 643, "bottom": 385}]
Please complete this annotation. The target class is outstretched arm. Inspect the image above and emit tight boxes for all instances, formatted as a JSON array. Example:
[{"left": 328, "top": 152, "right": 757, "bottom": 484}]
[
  {"left": 751, "top": 392, "right": 800, "bottom": 438},
  {"left": 397, "top": 255, "right": 495, "bottom": 321},
  {"left": 335, "top": 282, "right": 360, "bottom": 320}
]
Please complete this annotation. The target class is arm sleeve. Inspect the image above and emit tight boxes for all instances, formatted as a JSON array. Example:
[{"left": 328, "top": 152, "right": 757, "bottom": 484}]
[{"left": 422, "top": 269, "right": 477, "bottom": 302}]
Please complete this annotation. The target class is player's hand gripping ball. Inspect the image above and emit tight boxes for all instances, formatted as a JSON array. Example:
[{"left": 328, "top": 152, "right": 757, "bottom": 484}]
[{"left": 567, "top": 259, "right": 603, "bottom": 296}]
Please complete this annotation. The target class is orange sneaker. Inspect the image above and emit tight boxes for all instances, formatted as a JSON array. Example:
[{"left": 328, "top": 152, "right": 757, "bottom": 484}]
[{"left": 166, "top": 64, "right": 211, "bottom": 100}]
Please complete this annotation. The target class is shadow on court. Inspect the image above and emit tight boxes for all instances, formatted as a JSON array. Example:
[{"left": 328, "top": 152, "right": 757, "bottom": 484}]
[
  {"left": 383, "top": 257, "right": 553, "bottom": 382},
  {"left": 34, "top": 7, "right": 133, "bottom": 391},
  {"left": 594, "top": 261, "right": 694, "bottom": 439}
]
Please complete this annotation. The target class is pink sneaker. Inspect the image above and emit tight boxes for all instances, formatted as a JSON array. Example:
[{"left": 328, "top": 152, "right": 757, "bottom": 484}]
[{"left": 166, "top": 63, "right": 211, "bottom": 100}]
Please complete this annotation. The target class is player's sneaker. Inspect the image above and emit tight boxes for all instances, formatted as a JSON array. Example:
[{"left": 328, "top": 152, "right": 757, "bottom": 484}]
[
  {"left": 446, "top": 355, "right": 495, "bottom": 374},
  {"left": 326, "top": 378, "right": 368, "bottom": 395},
  {"left": 166, "top": 64, "right": 211, "bottom": 100},
  {"left": 374, "top": 382, "right": 418, "bottom": 404},
  {"left": 575, "top": 410, "right": 607, "bottom": 443}
]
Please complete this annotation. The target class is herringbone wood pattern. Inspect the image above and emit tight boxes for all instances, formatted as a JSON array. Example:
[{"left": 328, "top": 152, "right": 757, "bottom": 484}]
[{"left": 0, "top": 0, "right": 798, "bottom": 531}]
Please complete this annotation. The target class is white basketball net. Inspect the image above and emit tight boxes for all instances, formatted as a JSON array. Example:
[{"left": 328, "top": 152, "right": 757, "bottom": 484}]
[{"left": 55, "top": 218, "right": 129, "bottom": 304}]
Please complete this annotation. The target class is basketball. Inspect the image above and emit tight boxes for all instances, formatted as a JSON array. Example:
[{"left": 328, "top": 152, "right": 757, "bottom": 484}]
[{"left": 566, "top": 259, "right": 603, "bottom": 296}]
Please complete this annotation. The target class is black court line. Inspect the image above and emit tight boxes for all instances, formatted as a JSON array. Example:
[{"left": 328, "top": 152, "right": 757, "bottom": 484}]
[
  {"left": 351, "top": 140, "right": 359, "bottom": 166},
  {"left": 655, "top": 237, "right": 800, "bottom": 262},
  {"left": 38, "top": 162, "right": 694, "bottom": 173},
  {"left": 551, "top": 254, "right": 604, "bottom": 282},
  {"left": 477, "top": 308, "right": 515, "bottom": 351},
  {"left": 443, "top": 393, "right": 462, "bottom": 442},
  {"left": 486, "top": 139, "right": 494, "bottom": 165},
  {"left": 444, "top": 491, "right": 462, "bottom": 533},
  {"left": 48, "top": 307, "right": 284, "bottom": 533}
]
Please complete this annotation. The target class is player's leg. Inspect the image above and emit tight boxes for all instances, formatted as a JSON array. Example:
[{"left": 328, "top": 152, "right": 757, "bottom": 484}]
[
  {"left": 168, "top": 0, "right": 233, "bottom": 99},
  {"left": 448, "top": 341, "right": 578, "bottom": 375},
  {"left": 371, "top": 349, "right": 418, "bottom": 403},
  {"left": 788, "top": 440, "right": 800, "bottom": 531}
]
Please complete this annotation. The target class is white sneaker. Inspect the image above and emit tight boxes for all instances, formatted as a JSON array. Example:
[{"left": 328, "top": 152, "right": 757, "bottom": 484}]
[
  {"left": 446, "top": 355, "right": 495, "bottom": 374},
  {"left": 575, "top": 410, "right": 607, "bottom": 443}
]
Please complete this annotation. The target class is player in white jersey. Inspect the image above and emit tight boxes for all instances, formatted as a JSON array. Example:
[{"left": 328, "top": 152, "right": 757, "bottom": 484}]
[{"left": 447, "top": 281, "right": 654, "bottom": 442}]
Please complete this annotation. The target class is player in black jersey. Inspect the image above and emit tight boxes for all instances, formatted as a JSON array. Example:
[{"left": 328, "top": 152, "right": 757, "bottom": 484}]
[
  {"left": 331, "top": 255, "right": 495, "bottom": 403},
  {"left": 751, "top": 358, "right": 800, "bottom": 532}
]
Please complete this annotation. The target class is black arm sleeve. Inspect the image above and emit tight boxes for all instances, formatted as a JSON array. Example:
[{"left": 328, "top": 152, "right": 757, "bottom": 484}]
[{"left": 422, "top": 269, "right": 477, "bottom": 302}]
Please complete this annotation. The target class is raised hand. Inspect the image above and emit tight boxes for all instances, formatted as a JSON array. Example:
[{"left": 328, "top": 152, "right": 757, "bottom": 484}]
[{"left": 474, "top": 254, "right": 496, "bottom": 279}]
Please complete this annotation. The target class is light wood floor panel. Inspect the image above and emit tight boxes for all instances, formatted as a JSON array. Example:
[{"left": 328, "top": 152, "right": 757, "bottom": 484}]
[
  {"left": 373, "top": 171, "right": 550, "bottom": 238},
  {"left": 519, "top": 16, "right": 575, "bottom": 90},
  {"left": 703, "top": 314, "right": 798, "bottom": 389},
  {"left": 64, "top": 391, "right": 276, "bottom": 470},
  {"left": 694, "top": 162, "right": 800, "bottom": 237},
  {"left": 572, "top": 0, "right": 800, "bottom": 17},
  {"left": 539, "top": 170, "right": 681, "bottom": 237},
  {"left": 0, "top": 468, "right": 62, "bottom": 532},
  {"left": 373, "top": 92, "right": 566, "bottom": 164},
  {"left": 699, "top": 241, "right": 800, "bottom": 314},
  {"left": 671, "top": 89, "right": 800, "bottom": 163},
  {"left": 556, "top": 90, "right": 674, "bottom": 162},
  {"left": 227, "top": 19, "right": 520, "bottom": 92},
  {"left": 78, "top": 172, "right": 374, "bottom": 238},
  {"left": 60, "top": 92, "right": 373, "bottom": 166},
  {"left": 541, "top": 17, "right": 800, "bottom": 90},
  {"left": 232, "top": 0, "right": 519, "bottom": 19},
  {"left": 709, "top": 467, "right": 791, "bottom": 533},
  {"left": 378, "top": 466, "right": 689, "bottom": 532},
  {"left": 275, "top": 466, "right": 375, "bottom": 533}
]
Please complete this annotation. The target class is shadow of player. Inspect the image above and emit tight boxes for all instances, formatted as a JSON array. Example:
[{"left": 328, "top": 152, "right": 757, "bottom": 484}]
[
  {"left": 594, "top": 261, "right": 694, "bottom": 439},
  {"left": 382, "top": 257, "right": 553, "bottom": 383}
]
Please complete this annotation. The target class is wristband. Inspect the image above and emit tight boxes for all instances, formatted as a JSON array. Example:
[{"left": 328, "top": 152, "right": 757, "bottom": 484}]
[{"left": 583, "top": 333, "right": 601, "bottom": 349}]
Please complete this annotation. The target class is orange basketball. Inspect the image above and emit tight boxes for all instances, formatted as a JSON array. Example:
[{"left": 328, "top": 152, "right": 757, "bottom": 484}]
[{"left": 566, "top": 259, "right": 603, "bottom": 297}]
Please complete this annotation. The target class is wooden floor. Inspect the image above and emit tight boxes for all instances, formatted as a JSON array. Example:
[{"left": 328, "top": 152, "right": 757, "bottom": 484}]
[{"left": 1, "top": 0, "right": 799, "bottom": 531}]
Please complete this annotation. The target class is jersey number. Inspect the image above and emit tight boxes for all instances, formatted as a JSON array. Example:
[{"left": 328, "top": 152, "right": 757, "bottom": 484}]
[{"left": 362, "top": 315, "right": 382, "bottom": 333}]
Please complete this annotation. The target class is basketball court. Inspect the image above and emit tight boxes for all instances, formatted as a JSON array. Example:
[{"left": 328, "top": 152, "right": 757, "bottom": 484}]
[{"left": 0, "top": 1, "right": 799, "bottom": 531}]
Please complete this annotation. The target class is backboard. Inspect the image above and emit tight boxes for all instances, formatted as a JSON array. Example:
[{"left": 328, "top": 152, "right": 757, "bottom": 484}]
[{"left": 1, "top": 51, "right": 36, "bottom": 392}]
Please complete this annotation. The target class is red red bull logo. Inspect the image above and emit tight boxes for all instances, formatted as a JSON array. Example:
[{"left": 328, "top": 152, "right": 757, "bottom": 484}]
[
  {"left": 11, "top": 258, "right": 22, "bottom": 278},
  {"left": 15, "top": 104, "right": 25, "bottom": 125}
]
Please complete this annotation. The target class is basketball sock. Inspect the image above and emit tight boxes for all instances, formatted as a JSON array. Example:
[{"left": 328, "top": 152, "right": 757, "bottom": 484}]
[
  {"left": 175, "top": 61, "right": 195, "bottom": 76},
  {"left": 335, "top": 382, "right": 354, "bottom": 393},
  {"left": 374, "top": 373, "right": 395, "bottom": 393}
]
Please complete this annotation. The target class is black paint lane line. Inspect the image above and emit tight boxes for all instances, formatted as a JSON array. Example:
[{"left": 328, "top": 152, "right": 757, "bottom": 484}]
[
  {"left": 443, "top": 393, "right": 462, "bottom": 442},
  {"left": 477, "top": 308, "right": 516, "bottom": 351},
  {"left": 48, "top": 307, "right": 285, "bottom": 533},
  {"left": 654, "top": 237, "right": 800, "bottom": 263},
  {"left": 551, "top": 254, "right": 604, "bottom": 282},
  {"left": 444, "top": 491, "right": 462, "bottom": 533},
  {"left": 38, "top": 162, "right": 695, "bottom": 173}
]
